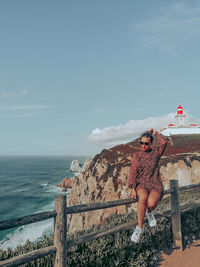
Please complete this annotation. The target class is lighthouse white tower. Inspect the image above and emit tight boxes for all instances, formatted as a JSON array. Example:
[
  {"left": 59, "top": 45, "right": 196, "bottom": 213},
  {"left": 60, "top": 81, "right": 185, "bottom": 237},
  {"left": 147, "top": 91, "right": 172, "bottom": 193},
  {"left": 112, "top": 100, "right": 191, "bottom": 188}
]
[
  {"left": 160, "top": 105, "right": 200, "bottom": 136},
  {"left": 175, "top": 105, "right": 186, "bottom": 127}
]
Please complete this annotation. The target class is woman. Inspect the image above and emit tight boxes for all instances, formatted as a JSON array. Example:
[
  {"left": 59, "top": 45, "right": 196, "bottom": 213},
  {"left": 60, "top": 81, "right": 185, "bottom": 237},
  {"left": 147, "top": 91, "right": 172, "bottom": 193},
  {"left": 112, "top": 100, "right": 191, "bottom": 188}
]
[{"left": 128, "top": 128, "right": 167, "bottom": 243}]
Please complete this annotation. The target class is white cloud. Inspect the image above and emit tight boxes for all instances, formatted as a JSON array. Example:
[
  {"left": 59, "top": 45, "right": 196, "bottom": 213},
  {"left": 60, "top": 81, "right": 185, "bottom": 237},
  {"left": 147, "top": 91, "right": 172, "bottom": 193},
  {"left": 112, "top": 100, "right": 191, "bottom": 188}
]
[
  {"left": 86, "top": 111, "right": 198, "bottom": 146},
  {"left": 132, "top": 2, "right": 200, "bottom": 53}
]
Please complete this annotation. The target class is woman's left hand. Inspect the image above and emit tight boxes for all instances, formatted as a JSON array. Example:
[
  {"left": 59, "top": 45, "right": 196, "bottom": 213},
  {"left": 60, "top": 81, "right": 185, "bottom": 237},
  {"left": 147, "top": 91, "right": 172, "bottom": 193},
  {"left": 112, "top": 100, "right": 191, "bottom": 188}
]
[{"left": 150, "top": 128, "right": 155, "bottom": 134}]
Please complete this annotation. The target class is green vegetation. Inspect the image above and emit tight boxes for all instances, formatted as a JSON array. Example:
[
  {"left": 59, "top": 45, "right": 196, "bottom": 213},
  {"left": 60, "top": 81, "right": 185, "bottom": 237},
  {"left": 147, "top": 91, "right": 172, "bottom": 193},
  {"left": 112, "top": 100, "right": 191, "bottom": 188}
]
[{"left": 1, "top": 188, "right": 200, "bottom": 267}]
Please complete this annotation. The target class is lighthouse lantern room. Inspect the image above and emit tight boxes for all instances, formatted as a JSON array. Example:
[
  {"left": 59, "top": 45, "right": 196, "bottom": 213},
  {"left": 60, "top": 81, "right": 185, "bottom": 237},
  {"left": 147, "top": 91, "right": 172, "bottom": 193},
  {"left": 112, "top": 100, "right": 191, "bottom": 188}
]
[{"left": 175, "top": 105, "right": 186, "bottom": 127}]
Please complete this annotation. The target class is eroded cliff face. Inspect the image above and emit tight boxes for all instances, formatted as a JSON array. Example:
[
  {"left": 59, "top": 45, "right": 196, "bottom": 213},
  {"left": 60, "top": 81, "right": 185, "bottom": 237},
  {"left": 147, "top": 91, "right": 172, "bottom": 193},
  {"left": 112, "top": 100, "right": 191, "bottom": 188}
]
[
  {"left": 160, "top": 154, "right": 200, "bottom": 188},
  {"left": 67, "top": 134, "right": 200, "bottom": 233}
]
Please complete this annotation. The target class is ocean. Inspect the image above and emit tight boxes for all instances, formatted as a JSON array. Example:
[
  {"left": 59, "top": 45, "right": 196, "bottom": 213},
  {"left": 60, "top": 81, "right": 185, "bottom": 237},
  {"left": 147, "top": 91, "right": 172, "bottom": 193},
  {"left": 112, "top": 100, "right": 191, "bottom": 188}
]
[{"left": 0, "top": 155, "right": 87, "bottom": 251}]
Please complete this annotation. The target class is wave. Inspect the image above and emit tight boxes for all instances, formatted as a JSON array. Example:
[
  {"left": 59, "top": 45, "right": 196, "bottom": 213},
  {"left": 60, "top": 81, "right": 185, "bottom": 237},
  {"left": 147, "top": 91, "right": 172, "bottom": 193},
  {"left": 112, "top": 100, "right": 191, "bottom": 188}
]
[
  {"left": 0, "top": 192, "right": 70, "bottom": 251},
  {"left": 0, "top": 219, "right": 53, "bottom": 250},
  {"left": 40, "top": 183, "right": 61, "bottom": 193},
  {"left": 11, "top": 189, "right": 27, "bottom": 193},
  {"left": 0, "top": 201, "right": 55, "bottom": 250},
  {"left": 40, "top": 183, "right": 71, "bottom": 195}
]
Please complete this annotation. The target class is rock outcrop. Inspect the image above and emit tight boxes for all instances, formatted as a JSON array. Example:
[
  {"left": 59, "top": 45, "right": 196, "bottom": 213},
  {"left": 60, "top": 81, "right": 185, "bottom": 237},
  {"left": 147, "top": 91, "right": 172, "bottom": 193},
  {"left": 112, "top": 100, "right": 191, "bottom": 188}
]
[
  {"left": 66, "top": 134, "right": 200, "bottom": 233},
  {"left": 70, "top": 159, "right": 82, "bottom": 172},
  {"left": 82, "top": 158, "right": 92, "bottom": 171},
  {"left": 56, "top": 176, "right": 75, "bottom": 191}
]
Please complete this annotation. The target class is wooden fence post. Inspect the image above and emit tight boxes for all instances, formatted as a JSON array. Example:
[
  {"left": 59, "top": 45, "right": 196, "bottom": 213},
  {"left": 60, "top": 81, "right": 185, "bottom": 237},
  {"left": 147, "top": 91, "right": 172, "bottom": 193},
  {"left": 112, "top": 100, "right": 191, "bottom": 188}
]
[
  {"left": 54, "top": 195, "right": 67, "bottom": 267},
  {"left": 170, "top": 179, "right": 183, "bottom": 250}
]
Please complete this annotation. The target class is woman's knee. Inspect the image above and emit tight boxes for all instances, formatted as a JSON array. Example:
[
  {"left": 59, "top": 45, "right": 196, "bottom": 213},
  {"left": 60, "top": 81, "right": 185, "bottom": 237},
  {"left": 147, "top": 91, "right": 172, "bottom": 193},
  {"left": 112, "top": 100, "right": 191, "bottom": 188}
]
[
  {"left": 147, "top": 199, "right": 157, "bottom": 209},
  {"left": 138, "top": 195, "right": 148, "bottom": 204},
  {"left": 137, "top": 188, "right": 149, "bottom": 204}
]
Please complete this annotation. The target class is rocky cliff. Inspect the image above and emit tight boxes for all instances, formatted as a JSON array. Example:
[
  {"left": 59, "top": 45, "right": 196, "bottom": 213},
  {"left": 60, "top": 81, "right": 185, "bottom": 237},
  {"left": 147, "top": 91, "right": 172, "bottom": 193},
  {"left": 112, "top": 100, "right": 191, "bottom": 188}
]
[
  {"left": 66, "top": 134, "right": 200, "bottom": 233},
  {"left": 56, "top": 176, "right": 75, "bottom": 191}
]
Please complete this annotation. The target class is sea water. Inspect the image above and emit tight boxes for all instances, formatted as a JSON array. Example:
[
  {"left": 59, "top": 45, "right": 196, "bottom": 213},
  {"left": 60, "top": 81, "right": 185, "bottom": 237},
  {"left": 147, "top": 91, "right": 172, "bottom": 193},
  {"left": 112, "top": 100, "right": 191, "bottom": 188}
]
[{"left": 0, "top": 155, "right": 87, "bottom": 250}]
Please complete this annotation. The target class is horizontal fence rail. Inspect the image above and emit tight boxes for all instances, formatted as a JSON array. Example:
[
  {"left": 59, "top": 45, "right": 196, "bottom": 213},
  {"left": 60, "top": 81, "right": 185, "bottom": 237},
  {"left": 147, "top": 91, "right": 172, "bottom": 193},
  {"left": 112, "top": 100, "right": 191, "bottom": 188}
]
[
  {"left": 66, "top": 198, "right": 137, "bottom": 214},
  {"left": 0, "top": 180, "right": 200, "bottom": 267},
  {"left": 0, "top": 246, "right": 56, "bottom": 267},
  {"left": 179, "top": 182, "right": 200, "bottom": 192},
  {"left": 0, "top": 210, "right": 57, "bottom": 231},
  {"left": 163, "top": 188, "right": 175, "bottom": 195}
]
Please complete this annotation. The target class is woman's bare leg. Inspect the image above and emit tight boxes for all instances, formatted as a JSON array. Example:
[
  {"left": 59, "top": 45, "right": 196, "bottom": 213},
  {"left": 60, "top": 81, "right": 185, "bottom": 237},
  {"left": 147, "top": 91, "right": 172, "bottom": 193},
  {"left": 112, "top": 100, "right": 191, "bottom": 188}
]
[
  {"left": 147, "top": 191, "right": 161, "bottom": 213},
  {"left": 137, "top": 188, "right": 149, "bottom": 228}
]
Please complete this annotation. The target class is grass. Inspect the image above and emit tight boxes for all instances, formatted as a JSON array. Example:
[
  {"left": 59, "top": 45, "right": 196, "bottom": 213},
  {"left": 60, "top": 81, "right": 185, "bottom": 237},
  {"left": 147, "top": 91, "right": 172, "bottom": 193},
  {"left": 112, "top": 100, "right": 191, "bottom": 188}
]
[{"left": 0, "top": 188, "right": 200, "bottom": 266}]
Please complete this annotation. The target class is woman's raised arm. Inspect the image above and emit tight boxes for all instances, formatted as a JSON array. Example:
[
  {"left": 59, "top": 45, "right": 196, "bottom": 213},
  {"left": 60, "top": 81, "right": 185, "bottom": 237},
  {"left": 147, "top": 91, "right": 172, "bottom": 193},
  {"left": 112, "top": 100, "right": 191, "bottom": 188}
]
[{"left": 155, "top": 131, "right": 167, "bottom": 156}]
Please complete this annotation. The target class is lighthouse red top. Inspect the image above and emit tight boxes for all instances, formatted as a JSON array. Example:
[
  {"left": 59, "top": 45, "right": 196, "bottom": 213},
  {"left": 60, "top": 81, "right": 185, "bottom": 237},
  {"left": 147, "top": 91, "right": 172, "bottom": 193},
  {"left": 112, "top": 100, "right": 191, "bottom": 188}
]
[{"left": 177, "top": 105, "right": 183, "bottom": 114}]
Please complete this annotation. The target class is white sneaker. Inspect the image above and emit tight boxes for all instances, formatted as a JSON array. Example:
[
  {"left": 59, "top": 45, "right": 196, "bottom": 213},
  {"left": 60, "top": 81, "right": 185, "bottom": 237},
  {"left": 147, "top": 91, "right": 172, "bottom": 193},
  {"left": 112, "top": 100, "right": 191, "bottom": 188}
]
[
  {"left": 130, "top": 225, "right": 143, "bottom": 243},
  {"left": 146, "top": 211, "right": 157, "bottom": 227}
]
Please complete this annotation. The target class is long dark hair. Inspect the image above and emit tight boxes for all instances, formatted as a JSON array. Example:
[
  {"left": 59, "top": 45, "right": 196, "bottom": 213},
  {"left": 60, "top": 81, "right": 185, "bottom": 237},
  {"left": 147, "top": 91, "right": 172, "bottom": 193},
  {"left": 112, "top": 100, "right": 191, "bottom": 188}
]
[{"left": 140, "top": 131, "right": 154, "bottom": 143}]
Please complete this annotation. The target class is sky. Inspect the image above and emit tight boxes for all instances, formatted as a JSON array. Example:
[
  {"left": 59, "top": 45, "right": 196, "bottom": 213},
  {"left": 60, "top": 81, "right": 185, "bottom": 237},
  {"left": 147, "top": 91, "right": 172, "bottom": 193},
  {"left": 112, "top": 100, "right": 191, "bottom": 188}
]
[{"left": 1, "top": 0, "right": 200, "bottom": 156}]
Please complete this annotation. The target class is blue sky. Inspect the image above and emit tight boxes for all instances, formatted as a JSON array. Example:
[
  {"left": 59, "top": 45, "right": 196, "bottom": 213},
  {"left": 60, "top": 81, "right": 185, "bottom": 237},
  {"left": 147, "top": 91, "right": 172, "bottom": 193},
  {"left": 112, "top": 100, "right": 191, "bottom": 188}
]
[{"left": 1, "top": 0, "right": 200, "bottom": 156}]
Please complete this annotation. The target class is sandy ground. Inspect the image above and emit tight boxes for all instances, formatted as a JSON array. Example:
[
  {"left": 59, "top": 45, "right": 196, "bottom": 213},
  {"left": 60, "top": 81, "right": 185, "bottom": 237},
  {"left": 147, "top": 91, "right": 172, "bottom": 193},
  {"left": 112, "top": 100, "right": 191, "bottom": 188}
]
[{"left": 158, "top": 240, "right": 200, "bottom": 267}]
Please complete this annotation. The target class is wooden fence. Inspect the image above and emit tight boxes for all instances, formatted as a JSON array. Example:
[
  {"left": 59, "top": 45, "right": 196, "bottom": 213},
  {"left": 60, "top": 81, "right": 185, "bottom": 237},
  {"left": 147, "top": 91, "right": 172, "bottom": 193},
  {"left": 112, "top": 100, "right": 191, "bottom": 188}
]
[{"left": 0, "top": 179, "right": 200, "bottom": 267}]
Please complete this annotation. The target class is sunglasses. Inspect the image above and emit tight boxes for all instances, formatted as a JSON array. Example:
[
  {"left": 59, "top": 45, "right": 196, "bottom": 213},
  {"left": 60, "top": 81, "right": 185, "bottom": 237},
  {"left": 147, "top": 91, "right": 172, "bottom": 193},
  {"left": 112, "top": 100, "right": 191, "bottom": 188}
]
[{"left": 140, "top": 141, "right": 150, "bottom": 146}]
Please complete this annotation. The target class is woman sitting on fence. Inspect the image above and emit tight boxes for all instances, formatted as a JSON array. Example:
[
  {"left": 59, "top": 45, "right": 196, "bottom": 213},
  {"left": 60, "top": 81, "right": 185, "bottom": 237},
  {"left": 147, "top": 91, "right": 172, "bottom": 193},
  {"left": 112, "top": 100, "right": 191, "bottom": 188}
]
[{"left": 128, "top": 128, "right": 167, "bottom": 243}]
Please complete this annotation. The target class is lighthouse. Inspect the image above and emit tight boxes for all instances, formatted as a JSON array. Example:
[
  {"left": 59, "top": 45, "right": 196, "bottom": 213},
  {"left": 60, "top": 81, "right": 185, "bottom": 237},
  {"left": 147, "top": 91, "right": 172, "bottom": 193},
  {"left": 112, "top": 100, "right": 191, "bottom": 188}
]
[
  {"left": 160, "top": 105, "right": 200, "bottom": 136},
  {"left": 175, "top": 105, "right": 186, "bottom": 127}
]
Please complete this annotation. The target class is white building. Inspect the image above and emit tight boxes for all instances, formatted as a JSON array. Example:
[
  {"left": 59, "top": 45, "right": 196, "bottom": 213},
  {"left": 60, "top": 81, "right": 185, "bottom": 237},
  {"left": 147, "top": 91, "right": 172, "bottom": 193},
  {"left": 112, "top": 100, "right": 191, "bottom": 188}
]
[{"left": 160, "top": 105, "right": 200, "bottom": 136}]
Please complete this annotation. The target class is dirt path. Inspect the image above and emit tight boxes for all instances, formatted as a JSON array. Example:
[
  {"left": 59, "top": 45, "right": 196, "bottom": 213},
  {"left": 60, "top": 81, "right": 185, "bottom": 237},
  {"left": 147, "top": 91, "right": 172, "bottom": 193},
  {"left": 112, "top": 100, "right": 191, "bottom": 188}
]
[{"left": 158, "top": 240, "right": 200, "bottom": 267}]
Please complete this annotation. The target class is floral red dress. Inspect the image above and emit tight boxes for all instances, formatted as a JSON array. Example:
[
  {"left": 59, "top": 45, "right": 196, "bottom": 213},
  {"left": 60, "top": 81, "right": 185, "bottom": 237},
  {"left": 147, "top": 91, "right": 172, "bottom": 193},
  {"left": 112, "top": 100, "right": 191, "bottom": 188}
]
[{"left": 128, "top": 132, "right": 167, "bottom": 199}]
